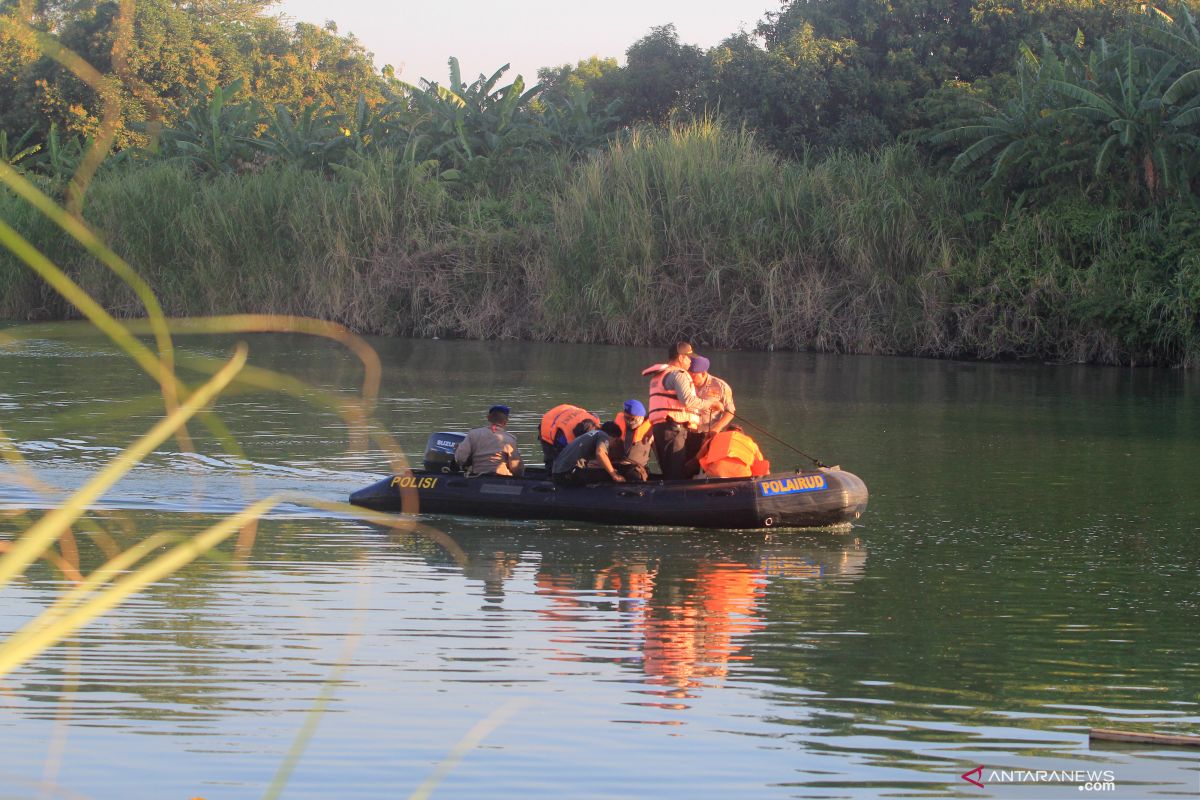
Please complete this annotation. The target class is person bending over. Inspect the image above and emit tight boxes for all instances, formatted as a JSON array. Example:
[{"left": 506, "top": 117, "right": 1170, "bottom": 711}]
[
  {"left": 539, "top": 404, "right": 601, "bottom": 471},
  {"left": 551, "top": 421, "right": 626, "bottom": 486}
]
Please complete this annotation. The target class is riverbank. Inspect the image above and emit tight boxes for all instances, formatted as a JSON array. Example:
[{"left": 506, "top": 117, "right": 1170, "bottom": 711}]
[{"left": 2, "top": 122, "right": 1196, "bottom": 367}]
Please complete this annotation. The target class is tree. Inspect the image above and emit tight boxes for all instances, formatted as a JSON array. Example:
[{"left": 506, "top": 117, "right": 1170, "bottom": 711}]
[
  {"left": 0, "top": 0, "right": 384, "bottom": 148},
  {"left": 616, "top": 24, "right": 708, "bottom": 124}
]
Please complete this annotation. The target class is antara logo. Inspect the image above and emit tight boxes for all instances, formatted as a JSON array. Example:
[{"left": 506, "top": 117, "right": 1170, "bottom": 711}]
[{"left": 959, "top": 766, "right": 1117, "bottom": 791}]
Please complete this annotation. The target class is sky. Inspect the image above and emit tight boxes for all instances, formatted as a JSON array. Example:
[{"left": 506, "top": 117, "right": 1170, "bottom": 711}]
[{"left": 273, "top": 0, "right": 783, "bottom": 86}]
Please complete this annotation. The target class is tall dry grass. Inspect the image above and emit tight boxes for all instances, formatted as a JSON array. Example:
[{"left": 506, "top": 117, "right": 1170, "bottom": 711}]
[
  {"left": 3, "top": 119, "right": 1197, "bottom": 365},
  {"left": 537, "top": 121, "right": 973, "bottom": 352}
]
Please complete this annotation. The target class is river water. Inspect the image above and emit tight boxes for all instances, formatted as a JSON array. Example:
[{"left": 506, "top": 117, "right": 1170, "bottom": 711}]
[{"left": 0, "top": 330, "right": 1197, "bottom": 799}]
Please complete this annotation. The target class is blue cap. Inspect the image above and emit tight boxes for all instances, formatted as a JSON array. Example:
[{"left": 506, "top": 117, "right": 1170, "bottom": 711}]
[
  {"left": 623, "top": 399, "right": 646, "bottom": 417},
  {"left": 688, "top": 355, "right": 711, "bottom": 374},
  {"left": 488, "top": 405, "right": 511, "bottom": 415}
]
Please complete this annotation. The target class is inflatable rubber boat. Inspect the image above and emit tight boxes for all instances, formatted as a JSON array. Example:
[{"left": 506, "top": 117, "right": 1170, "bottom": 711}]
[{"left": 349, "top": 433, "right": 869, "bottom": 530}]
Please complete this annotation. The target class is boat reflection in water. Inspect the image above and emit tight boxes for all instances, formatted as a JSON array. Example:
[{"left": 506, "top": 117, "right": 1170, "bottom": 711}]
[{"left": 383, "top": 525, "right": 867, "bottom": 706}]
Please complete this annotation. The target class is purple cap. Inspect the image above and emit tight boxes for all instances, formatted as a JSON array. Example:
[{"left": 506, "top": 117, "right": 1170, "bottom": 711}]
[
  {"left": 688, "top": 355, "right": 711, "bottom": 374},
  {"left": 623, "top": 399, "right": 646, "bottom": 417}
]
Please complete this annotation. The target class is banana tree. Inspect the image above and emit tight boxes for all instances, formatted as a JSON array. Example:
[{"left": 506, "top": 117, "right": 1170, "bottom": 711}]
[
  {"left": 156, "top": 79, "right": 260, "bottom": 173},
  {"left": 932, "top": 47, "right": 1067, "bottom": 194},
  {"left": 541, "top": 85, "right": 621, "bottom": 158},
  {"left": 0, "top": 127, "right": 42, "bottom": 167},
  {"left": 399, "top": 57, "right": 544, "bottom": 170},
  {"left": 251, "top": 101, "right": 350, "bottom": 169},
  {"left": 1049, "top": 39, "right": 1200, "bottom": 198}
]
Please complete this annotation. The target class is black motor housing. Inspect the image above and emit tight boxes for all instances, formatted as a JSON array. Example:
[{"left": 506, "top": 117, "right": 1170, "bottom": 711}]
[{"left": 423, "top": 431, "right": 466, "bottom": 473}]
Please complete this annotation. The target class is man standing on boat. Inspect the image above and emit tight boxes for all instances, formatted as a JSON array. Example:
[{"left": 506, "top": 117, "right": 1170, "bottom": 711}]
[
  {"left": 689, "top": 356, "right": 735, "bottom": 435},
  {"left": 455, "top": 405, "right": 525, "bottom": 477},
  {"left": 642, "top": 342, "right": 721, "bottom": 480}
]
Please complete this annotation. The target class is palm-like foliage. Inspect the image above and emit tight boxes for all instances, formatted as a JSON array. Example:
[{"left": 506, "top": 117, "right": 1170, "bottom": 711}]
[
  {"left": 932, "top": 48, "right": 1065, "bottom": 194},
  {"left": 400, "top": 57, "right": 543, "bottom": 170},
  {"left": 1050, "top": 39, "right": 1200, "bottom": 197},
  {"left": 0, "top": 127, "right": 42, "bottom": 167},
  {"left": 541, "top": 85, "right": 621, "bottom": 158},
  {"left": 252, "top": 102, "right": 350, "bottom": 169},
  {"left": 156, "top": 79, "right": 259, "bottom": 173}
]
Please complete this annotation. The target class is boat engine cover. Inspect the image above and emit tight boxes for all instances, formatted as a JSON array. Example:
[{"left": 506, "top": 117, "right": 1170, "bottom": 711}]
[{"left": 424, "top": 431, "right": 465, "bottom": 473}]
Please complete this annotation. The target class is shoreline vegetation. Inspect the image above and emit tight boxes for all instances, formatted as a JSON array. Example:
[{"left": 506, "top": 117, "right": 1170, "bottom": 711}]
[{"left": 1, "top": 1, "right": 1198, "bottom": 367}]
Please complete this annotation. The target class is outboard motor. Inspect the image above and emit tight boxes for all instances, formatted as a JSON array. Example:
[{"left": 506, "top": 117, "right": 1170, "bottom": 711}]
[{"left": 423, "top": 432, "right": 465, "bottom": 473}]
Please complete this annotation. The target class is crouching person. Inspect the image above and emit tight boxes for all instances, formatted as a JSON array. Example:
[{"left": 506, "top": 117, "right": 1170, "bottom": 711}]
[
  {"left": 551, "top": 421, "right": 627, "bottom": 486},
  {"left": 694, "top": 425, "right": 770, "bottom": 479},
  {"left": 610, "top": 399, "right": 653, "bottom": 482},
  {"left": 455, "top": 405, "right": 524, "bottom": 477}
]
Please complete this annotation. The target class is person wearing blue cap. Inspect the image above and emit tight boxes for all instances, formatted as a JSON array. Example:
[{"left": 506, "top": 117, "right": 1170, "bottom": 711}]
[
  {"left": 688, "top": 355, "right": 736, "bottom": 435},
  {"left": 609, "top": 399, "right": 654, "bottom": 481},
  {"left": 454, "top": 405, "right": 524, "bottom": 477}
]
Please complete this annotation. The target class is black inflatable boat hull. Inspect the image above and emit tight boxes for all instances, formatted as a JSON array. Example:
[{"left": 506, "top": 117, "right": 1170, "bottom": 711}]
[{"left": 349, "top": 468, "right": 868, "bottom": 530}]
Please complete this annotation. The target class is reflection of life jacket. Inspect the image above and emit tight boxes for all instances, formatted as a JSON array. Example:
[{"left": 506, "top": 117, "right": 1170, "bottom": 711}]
[
  {"left": 698, "top": 431, "right": 770, "bottom": 478},
  {"left": 643, "top": 364, "right": 699, "bottom": 427},
  {"left": 539, "top": 404, "right": 600, "bottom": 446},
  {"left": 614, "top": 413, "right": 654, "bottom": 466}
]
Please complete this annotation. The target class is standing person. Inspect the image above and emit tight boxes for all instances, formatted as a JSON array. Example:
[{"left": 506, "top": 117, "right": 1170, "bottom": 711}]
[
  {"left": 689, "top": 355, "right": 736, "bottom": 435},
  {"left": 454, "top": 405, "right": 524, "bottom": 477},
  {"left": 642, "top": 341, "right": 720, "bottom": 480},
  {"left": 611, "top": 399, "right": 653, "bottom": 482},
  {"left": 539, "top": 404, "right": 601, "bottom": 471},
  {"left": 551, "top": 421, "right": 626, "bottom": 486}
]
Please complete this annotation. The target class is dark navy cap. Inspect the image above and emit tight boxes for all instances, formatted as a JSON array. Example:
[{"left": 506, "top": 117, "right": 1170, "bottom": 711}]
[
  {"left": 623, "top": 399, "right": 647, "bottom": 417},
  {"left": 688, "top": 355, "right": 711, "bottom": 373},
  {"left": 489, "top": 405, "right": 511, "bottom": 415}
]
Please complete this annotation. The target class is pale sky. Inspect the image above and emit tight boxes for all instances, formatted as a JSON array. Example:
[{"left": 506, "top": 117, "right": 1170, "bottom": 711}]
[{"left": 273, "top": 0, "right": 783, "bottom": 86}]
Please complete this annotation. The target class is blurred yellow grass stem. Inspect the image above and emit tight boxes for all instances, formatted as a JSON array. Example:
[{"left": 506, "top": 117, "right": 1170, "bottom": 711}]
[
  {"left": 0, "top": 160, "right": 194, "bottom": 450},
  {"left": 124, "top": 314, "right": 383, "bottom": 411},
  {"left": 0, "top": 344, "right": 247, "bottom": 591},
  {"left": 0, "top": 14, "right": 123, "bottom": 216},
  {"left": 0, "top": 162, "right": 187, "bottom": 445},
  {"left": 0, "top": 495, "right": 281, "bottom": 677},
  {"left": 0, "top": 219, "right": 177, "bottom": 396}
]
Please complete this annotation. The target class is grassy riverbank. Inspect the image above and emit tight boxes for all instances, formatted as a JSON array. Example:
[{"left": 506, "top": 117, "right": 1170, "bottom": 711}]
[{"left": 2, "top": 121, "right": 1197, "bottom": 366}]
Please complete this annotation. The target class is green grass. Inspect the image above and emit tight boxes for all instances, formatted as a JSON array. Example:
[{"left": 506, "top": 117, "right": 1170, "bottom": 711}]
[{"left": 2, "top": 121, "right": 1197, "bottom": 366}]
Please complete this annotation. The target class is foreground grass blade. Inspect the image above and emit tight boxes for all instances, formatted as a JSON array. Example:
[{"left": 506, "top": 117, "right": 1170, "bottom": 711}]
[
  {"left": 0, "top": 494, "right": 281, "bottom": 677},
  {"left": 0, "top": 343, "right": 248, "bottom": 590}
]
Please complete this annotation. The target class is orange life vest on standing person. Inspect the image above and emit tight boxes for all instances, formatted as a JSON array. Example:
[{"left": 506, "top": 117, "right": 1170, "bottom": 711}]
[
  {"left": 698, "top": 430, "right": 771, "bottom": 478},
  {"left": 642, "top": 364, "right": 700, "bottom": 428},
  {"left": 539, "top": 404, "right": 601, "bottom": 446}
]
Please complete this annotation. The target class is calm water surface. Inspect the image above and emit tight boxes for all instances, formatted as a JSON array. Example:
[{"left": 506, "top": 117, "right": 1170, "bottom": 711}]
[{"left": 1, "top": 331, "right": 1197, "bottom": 799}]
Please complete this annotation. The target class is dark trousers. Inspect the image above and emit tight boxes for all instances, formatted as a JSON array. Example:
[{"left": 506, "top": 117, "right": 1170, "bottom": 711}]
[
  {"left": 653, "top": 421, "right": 701, "bottom": 480},
  {"left": 541, "top": 440, "right": 563, "bottom": 472},
  {"left": 614, "top": 462, "right": 648, "bottom": 482}
]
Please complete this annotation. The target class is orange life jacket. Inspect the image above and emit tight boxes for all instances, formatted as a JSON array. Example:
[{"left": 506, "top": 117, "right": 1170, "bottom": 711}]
[
  {"left": 643, "top": 364, "right": 699, "bottom": 427},
  {"left": 615, "top": 413, "right": 653, "bottom": 442},
  {"left": 699, "top": 430, "right": 770, "bottom": 478},
  {"left": 539, "top": 404, "right": 600, "bottom": 446}
]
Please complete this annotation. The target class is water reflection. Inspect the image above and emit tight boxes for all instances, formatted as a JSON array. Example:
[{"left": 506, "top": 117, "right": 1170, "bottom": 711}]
[{"left": 386, "top": 526, "right": 867, "bottom": 704}]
